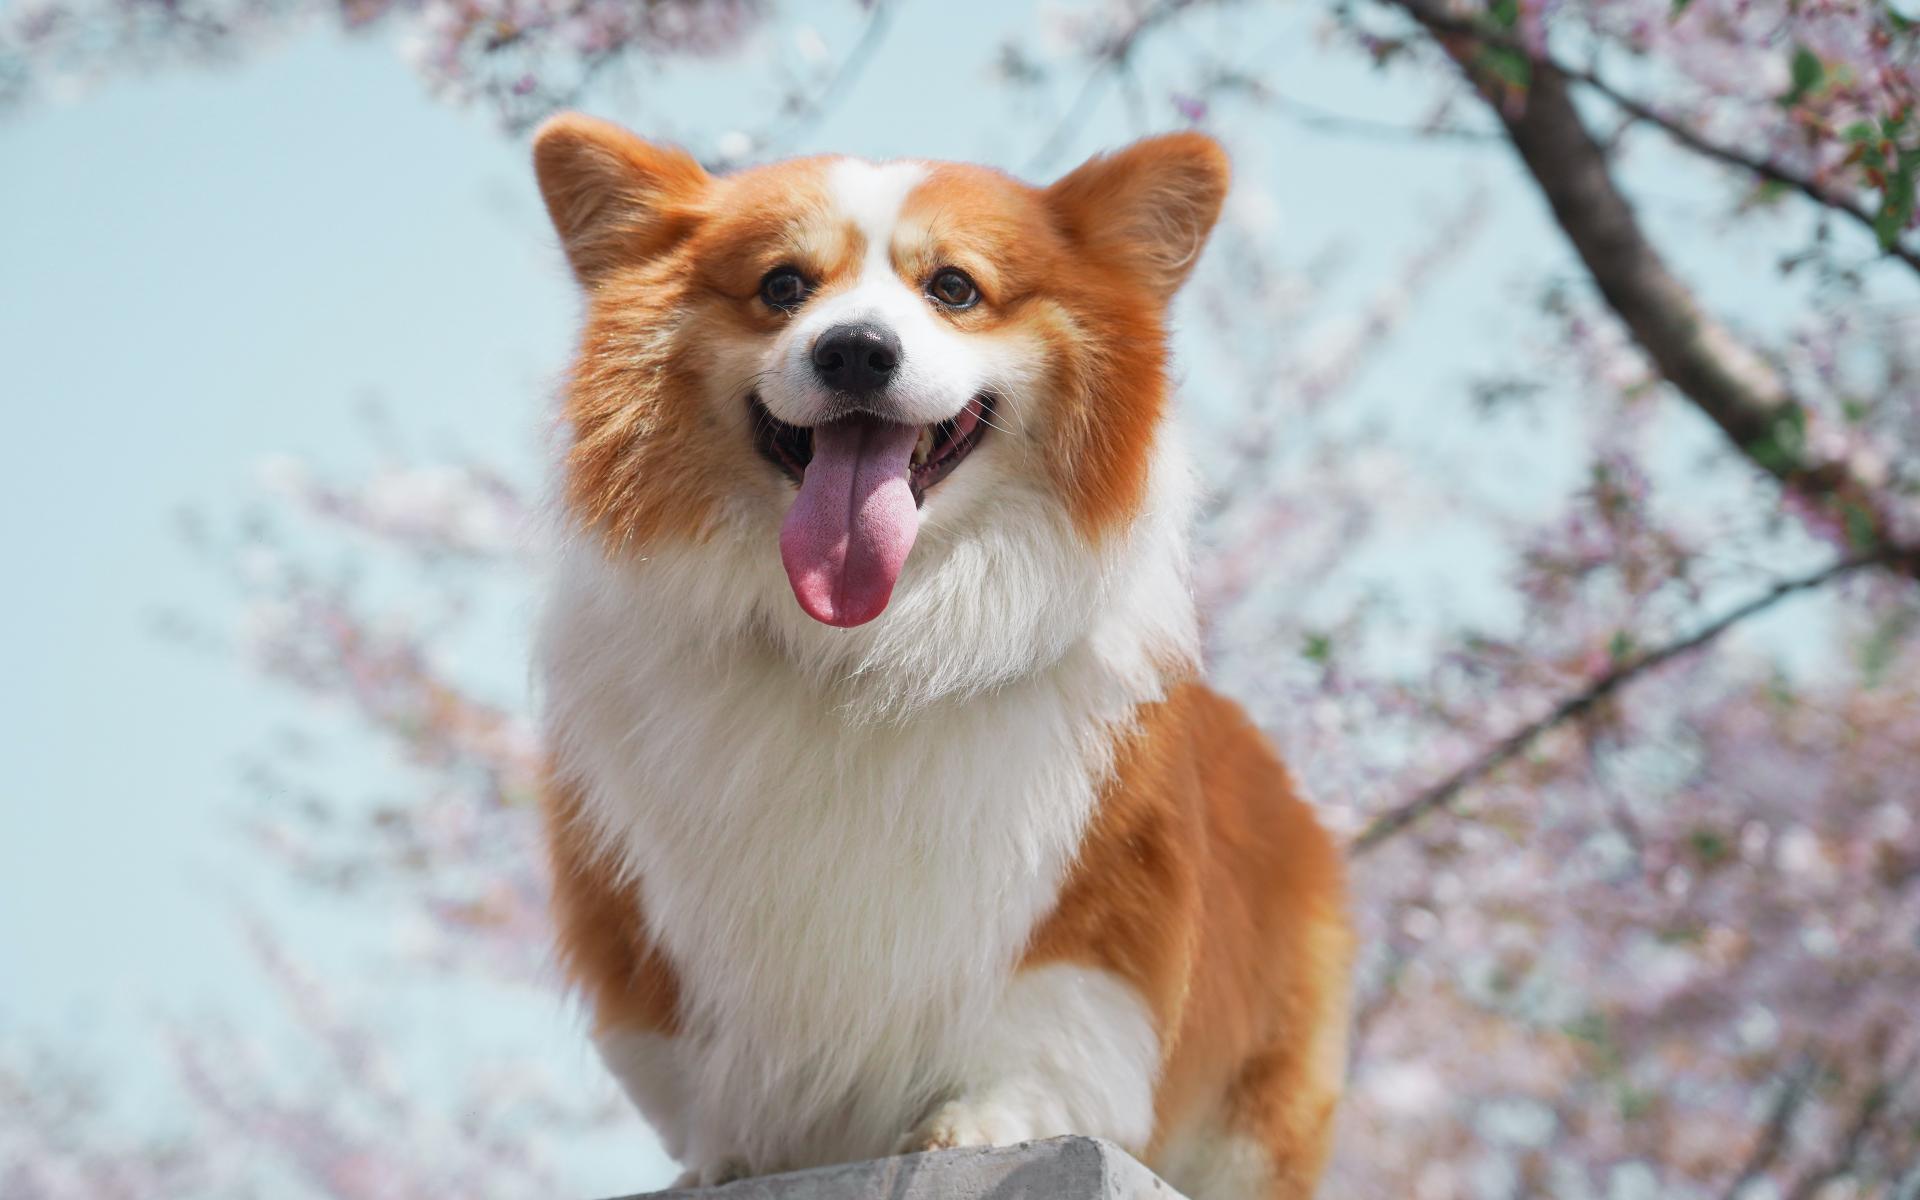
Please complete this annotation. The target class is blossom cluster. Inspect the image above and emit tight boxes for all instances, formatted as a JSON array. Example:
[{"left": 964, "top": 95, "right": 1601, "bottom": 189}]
[
  {"left": 1579, "top": 0, "right": 1919, "bottom": 245},
  {"left": 0, "top": 0, "right": 760, "bottom": 127}
]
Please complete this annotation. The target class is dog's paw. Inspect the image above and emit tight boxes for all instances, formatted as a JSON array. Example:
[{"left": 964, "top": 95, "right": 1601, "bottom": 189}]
[
  {"left": 672, "top": 1155, "right": 751, "bottom": 1189},
  {"left": 895, "top": 1099, "right": 1035, "bottom": 1155}
]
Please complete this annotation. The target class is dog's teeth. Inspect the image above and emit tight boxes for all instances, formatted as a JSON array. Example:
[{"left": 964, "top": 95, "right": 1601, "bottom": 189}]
[{"left": 913, "top": 426, "right": 935, "bottom": 466}]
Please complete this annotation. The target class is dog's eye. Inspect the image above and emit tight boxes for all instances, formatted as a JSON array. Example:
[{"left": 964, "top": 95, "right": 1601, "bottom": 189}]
[
  {"left": 760, "top": 268, "right": 810, "bottom": 310},
  {"left": 927, "top": 268, "right": 979, "bottom": 310}
]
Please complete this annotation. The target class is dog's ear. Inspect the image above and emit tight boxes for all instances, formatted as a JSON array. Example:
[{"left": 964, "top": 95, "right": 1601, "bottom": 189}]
[
  {"left": 1045, "top": 132, "right": 1229, "bottom": 304},
  {"left": 532, "top": 114, "right": 711, "bottom": 286}
]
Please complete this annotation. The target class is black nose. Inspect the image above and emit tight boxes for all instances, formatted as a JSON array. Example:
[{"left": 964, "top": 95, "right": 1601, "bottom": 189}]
[{"left": 811, "top": 322, "right": 901, "bottom": 396}]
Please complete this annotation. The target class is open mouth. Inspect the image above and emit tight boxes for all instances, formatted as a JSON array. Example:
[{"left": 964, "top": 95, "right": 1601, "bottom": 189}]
[{"left": 750, "top": 393, "right": 994, "bottom": 507}]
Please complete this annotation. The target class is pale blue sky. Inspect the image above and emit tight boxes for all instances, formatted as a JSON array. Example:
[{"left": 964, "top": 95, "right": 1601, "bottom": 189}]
[{"left": 0, "top": 0, "right": 1867, "bottom": 1191}]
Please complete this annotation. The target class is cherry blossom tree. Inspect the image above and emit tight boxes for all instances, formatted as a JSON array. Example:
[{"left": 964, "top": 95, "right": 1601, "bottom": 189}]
[{"left": 6, "top": 0, "right": 1918, "bottom": 1196}]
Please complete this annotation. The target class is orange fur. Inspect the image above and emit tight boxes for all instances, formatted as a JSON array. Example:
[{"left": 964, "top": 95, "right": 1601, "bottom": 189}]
[
  {"left": 1025, "top": 681, "right": 1352, "bottom": 1199},
  {"left": 542, "top": 778, "right": 682, "bottom": 1037}
]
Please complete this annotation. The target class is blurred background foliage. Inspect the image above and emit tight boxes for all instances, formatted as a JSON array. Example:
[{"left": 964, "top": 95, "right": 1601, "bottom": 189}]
[{"left": 2, "top": 0, "right": 1918, "bottom": 1196}]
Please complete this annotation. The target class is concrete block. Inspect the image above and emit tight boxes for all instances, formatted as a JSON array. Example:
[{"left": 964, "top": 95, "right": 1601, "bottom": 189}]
[{"left": 612, "top": 1136, "right": 1187, "bottom": 1200}]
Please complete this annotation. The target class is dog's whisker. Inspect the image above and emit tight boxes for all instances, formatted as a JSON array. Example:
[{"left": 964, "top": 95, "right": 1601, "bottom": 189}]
[{"left": 975, "top": 410, "right": 1016, "bottom": 438}]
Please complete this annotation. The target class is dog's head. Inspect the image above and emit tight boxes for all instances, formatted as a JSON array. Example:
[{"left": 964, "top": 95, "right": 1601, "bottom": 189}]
[{"left": 534, "top": 116, "right": 1224, "bottom": 688}]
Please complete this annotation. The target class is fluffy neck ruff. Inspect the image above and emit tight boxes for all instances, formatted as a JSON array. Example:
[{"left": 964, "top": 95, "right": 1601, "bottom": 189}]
[{"left": 543, "top": 430, "right": 1200, "bottom": 729}]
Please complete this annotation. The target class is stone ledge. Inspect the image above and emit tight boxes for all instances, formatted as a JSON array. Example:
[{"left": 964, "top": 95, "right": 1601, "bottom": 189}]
[{"left": 613, "top": 1136, "right": 1186, "bottom": 1200}]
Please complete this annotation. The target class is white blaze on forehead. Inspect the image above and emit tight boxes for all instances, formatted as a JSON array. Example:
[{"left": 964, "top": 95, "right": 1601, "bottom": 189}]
[
  {"left": 761, "top": 155, "right": 1015, "bottom": 432},
  {"left": 826, "top": 158, "right": 929, "bottom": 267}
]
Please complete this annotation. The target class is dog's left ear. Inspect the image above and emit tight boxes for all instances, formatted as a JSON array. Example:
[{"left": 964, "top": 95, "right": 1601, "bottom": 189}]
[{"left": 1045, "top": 132, "right": 1229, "bottom": 304}]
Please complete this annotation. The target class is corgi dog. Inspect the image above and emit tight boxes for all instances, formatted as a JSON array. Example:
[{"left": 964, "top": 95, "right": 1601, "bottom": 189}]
[{"left": 530, "top": 114, "right": 1352, "bottom": 1200}]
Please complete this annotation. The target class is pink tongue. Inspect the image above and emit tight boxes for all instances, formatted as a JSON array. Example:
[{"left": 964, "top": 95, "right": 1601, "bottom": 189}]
[{"left": 779, "top": 417, "right": 921, "bottom": 627}]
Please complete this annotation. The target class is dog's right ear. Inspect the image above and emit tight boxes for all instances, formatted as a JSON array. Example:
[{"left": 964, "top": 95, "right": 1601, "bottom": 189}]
[{"left": 532, "top": 114, "right": 711, "bottom": 286}]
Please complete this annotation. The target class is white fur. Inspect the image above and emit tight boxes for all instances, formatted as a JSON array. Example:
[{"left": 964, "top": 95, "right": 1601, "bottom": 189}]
[
  {"left": 537, "top": 158, "right": 1202, "bottom": 1177},
  {"left": 1157, "top": 1127, "right": 1278, "bottom": 1200},
  {"left": 902, "top": 963, "right": 1162, "bottom": 1154},
  {"left": 593, "top": 1029, "right": 695, "bottom": 1160}
]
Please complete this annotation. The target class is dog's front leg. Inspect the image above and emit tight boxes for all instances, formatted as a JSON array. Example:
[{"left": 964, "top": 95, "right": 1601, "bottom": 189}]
[
  {"left": 593, "top": 1028, "right": 697, "bottom": 1161},
  {"left": 594, "top": 1028, "right": 753, "bottom": 1186},
  {"left": 898, "top": 962, "right": 1162, "bottom": 1156}
]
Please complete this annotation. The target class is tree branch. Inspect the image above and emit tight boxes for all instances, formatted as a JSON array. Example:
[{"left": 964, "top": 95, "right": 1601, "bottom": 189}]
[
  {"left": 1381, "top": 0, "right": 1920, "bottom": 585},
  {"left": 1395, "top": 4, "right": 1920, "bottom": 276},
  {"left": 1024, "top": 0, "right": 1195, "bottom": 174},
  {"left": 1719, "top": 1058, "right": 1818, "bottom": 1200},
  {"left": 1782, "top": 1073, "right": 1898, "bottom": 1200},
  {"left": 1200, "top": 67, "right": 1503, "bottom": 143},
  {"left": 1566, "top": 66, "right": 1920, "bottom": 278},
  {"left": 1352, "top": 551, "right": 1899, "bottom": 853}
]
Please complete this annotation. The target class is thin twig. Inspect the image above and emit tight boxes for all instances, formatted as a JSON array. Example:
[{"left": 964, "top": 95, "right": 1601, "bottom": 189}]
[
  {"left": 1201, "top": 67, "right": 1502, "bottom": 143},
  {"left": 1024, "top": 0, "right": 1194, "bottom": 174},
  {"left": 1720, "top": 1058, "right": 1819, "bottom": 1200},
  {"left": 1353, "top": 551, "right": 1897, "bottom": 853},
  {"left": 738, "top": 0, "right": 896, "bottom": 158},
  {"left": 1782, "top": 1073, "right": 1897, "bottom": 1200},
  {"left": 1568, "top": 68, "right": 1920, "bottom": 276}
]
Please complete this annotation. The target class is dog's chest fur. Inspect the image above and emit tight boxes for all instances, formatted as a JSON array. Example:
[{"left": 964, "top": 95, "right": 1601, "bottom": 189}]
[{"left": 539, "top": 544, "right": 1182, "bottom": 1166}]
